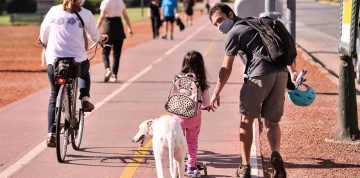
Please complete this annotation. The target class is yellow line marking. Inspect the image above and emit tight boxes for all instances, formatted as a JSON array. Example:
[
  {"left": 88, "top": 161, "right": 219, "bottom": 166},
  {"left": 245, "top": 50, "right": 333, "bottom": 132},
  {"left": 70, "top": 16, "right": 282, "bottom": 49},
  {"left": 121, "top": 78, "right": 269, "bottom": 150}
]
[
  {"left": 160, "top": 113, "right": 170, "bottom": 117},
  {"left": 119, "top": 139, "right": 153, "bottom": 178},
  {"left": 119, "top": 113, "right": 170, "bottom": 178}
]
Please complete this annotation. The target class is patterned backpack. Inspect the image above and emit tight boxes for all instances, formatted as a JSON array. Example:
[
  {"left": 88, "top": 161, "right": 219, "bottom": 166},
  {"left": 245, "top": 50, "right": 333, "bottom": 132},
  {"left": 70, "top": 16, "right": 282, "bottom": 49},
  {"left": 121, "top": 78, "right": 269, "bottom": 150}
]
[{"left": 164, "top": 73, "right": 202, "bottom": 118}]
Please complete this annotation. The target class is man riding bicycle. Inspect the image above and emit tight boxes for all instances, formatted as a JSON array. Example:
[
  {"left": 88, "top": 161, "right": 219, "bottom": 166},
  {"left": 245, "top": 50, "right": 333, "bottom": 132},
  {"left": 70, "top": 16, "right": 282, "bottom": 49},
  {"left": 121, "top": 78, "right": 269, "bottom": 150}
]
[{"left": 38, "top": 0, "right": 108, "bottom": 147}]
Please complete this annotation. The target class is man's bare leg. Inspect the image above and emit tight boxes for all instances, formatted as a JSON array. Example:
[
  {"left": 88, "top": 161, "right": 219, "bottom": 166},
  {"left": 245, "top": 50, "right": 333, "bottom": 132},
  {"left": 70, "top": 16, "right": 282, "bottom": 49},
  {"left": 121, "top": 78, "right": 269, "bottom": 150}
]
[
  {"left": 190, "top": 15, "right": 193, "bottom": 26},
  {"left": 162, "top": 21, "right": 168, "bottom": 39},
  {"left": 264, "top": 119, "right": 286, "bottom": 178},
  {"left": 170, "top": 22, "right": 174, "bottom": 40},
  {"left": 240, "top": 115, "right": 255, "bottom": 165},
  {"left": 264, "top": 120, "right": 281, "bottom": 152}
]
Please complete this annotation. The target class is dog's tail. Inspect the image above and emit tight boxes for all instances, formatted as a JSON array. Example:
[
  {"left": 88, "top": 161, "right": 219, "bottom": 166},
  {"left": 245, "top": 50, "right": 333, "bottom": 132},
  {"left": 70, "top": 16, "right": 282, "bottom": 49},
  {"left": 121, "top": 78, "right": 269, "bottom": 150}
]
[{"left": 167, "top": 131, "right": 176, "bottom": 178}]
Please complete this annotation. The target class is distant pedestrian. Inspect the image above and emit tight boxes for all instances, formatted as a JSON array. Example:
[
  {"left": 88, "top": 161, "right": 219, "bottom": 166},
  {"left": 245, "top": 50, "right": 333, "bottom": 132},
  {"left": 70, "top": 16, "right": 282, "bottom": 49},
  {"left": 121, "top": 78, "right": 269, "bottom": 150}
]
[
  {"left": 161, "top": 0, "right": 179, "bottom": 40},
  {"left": 183, "top": 0, "right": 194, "bottom": 26},
  {"left": 148, "top": 0, "right": 161, "bottom": 39},
  {"left": 97, "top": 0, "right": 133, "bottom": 82}
]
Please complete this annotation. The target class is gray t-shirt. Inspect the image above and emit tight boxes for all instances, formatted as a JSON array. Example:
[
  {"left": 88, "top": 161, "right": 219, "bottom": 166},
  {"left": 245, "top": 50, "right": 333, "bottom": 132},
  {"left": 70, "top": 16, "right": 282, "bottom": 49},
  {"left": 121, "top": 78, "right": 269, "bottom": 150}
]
[{"left": 225, "top": 24, "right": 286, "bottom": 78}]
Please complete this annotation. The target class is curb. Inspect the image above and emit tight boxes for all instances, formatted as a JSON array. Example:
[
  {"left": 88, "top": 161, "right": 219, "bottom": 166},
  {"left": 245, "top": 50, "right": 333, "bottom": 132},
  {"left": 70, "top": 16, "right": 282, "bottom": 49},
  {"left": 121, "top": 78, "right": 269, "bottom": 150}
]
[
  {"left": 251, "top": 118, "right": 264, "bottom": 178},
  {"left": 254, "top": 118, "right": 264, "bottom": 177}
]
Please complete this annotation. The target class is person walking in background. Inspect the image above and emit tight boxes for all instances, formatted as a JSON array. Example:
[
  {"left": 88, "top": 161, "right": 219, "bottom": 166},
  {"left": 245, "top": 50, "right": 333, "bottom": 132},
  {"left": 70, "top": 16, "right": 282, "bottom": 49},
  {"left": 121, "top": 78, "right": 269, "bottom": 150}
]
[
  {"left": 183, "top": 0, "right": 194, "bottom": 27},
  {"left": 148, "top": 0, "right": 161, "bottom": 39},
  {"left": 161, "top": 0, "right": 179, "bottom": 40},
  {"left": 204, "top": 0, "right": 210, "bottom": 14},
  {"left": 97, "top": 0, "right": 133, "bottom": 82}
]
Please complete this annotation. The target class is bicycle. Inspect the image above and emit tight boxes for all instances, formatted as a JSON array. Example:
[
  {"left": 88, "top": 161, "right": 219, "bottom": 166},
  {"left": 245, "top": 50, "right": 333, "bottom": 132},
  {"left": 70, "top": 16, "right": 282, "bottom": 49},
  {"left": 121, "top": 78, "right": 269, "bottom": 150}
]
[
  {"left": 53, "top": 39, "right": 107, "bottom": 163},
  {"left": 54, "top": 65, "right": 83, "bottom": 162}
]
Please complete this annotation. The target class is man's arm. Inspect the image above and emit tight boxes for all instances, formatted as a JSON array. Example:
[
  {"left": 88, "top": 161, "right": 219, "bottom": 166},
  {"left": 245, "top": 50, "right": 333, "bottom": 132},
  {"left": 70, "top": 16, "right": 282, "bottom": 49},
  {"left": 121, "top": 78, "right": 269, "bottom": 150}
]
[
  {"left": 287, "top": 62, "right": 296, "bottom": 73},
  {"left": 213, "top": 55, "right": 235, "bottom": 95},
  {"left": 287, "top": 62, "right": 298, "bottom": 82}
]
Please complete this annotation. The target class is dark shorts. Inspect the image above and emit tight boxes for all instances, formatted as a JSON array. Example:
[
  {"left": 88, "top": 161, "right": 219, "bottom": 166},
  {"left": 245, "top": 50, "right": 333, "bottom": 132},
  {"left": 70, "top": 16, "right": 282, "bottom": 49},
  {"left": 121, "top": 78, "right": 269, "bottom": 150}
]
[
  {"left": 164, "top": 16, "right": 175, "bottom": 23},
  {"left": 239, "top": 72, "right": 288, "bottom": 122},
  {"left": 185, "top": 9, "right": 193, "bottom": 16}
]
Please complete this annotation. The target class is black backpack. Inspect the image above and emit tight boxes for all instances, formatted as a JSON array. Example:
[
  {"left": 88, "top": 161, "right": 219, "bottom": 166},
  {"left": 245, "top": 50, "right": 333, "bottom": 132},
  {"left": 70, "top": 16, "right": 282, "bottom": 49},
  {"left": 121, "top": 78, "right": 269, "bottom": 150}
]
[{"left": 234, "top": 16, "right": 297, "bottom": 67}]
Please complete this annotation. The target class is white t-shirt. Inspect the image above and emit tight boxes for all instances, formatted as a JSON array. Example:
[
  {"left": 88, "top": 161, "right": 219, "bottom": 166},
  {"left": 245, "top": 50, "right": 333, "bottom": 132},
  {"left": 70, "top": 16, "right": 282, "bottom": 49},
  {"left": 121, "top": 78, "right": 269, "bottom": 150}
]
[
  {"left": 100, "top": 0, "right": 126, "bottom": 18},
  {"left": 40, "top": 5, "right": 100, "bottom": 65}
]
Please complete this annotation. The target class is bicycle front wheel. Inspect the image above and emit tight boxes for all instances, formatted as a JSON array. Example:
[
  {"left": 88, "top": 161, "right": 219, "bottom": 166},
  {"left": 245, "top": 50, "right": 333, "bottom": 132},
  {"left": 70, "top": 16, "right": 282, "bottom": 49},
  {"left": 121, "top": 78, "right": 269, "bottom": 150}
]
[
  {"left": 71, "top": 109, "right": 84, "bottom": 150},
  {"left": 55, "top": 85, "right": 70, "bottom": 163}
]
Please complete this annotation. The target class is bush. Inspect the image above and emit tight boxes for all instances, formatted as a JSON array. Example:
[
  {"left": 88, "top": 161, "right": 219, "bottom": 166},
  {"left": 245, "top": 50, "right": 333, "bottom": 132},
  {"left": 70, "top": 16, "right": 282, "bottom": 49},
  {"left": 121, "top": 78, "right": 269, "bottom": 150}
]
[{"left": 7, "top": 0, "right": 37, "bottom": 13}]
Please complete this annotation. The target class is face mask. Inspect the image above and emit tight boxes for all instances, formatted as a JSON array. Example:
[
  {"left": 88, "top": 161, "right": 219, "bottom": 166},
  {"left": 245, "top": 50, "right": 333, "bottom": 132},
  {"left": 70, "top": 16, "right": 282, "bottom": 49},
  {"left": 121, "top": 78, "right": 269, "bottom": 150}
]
[
  {"left": 218, "top": 18, "right": 234, "bottom": 34},
  {"left": 80, "top": 0, "right": 85, "bottom": 5}
]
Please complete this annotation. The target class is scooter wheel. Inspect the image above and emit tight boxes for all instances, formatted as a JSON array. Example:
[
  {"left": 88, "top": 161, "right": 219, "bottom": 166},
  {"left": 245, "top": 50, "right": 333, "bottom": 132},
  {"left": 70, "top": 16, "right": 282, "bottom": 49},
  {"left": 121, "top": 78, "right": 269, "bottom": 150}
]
[{"left": 194, "top": 170, "right": 201, "bottom": 178}]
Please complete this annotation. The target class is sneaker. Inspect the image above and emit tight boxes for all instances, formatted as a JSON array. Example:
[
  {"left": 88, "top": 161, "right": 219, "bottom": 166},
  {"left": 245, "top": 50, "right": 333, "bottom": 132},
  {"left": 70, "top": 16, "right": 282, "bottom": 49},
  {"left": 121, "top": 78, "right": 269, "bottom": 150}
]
[
  {"left": 161, "top": 35, "right": 167, "bottom": 40},
  {"left": 46, "top": 134, "right": 56, "bottom": 147},
  {"left": 186, "top": 167, "right": 201, "bottom": 177},
  {"left": 109, "top": 75, "right": 118, "bottom": 82},
  {"left": 104, "top": 68, "right": 112, "bottom": 82},
  {"left": 235, "top": 164, "right": 251, "bottom": 178},
  {"left": 82, "top": 101, "right": 95, "bottom": 112},
  {"left": 271, "top": 151, "right": 287, "bottom": 178}
]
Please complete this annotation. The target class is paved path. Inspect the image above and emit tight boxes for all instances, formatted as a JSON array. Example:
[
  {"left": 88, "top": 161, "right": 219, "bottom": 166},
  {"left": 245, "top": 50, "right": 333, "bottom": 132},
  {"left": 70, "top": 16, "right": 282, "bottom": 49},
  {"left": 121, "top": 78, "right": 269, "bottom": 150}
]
[{"left": 0, "top": 15, "right": 263, "bottom": 178}]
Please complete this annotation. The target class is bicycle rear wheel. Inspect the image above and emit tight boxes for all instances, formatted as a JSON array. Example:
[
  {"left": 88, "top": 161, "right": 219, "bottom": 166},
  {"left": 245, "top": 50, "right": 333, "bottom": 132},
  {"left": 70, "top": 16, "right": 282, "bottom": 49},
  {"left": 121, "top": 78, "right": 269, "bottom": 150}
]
[
  {"left": 55, "top": 85, "right": 70, "bottom": 163},
  {"left": 71, "top": 109, "right": 84, "bottom": 150}
]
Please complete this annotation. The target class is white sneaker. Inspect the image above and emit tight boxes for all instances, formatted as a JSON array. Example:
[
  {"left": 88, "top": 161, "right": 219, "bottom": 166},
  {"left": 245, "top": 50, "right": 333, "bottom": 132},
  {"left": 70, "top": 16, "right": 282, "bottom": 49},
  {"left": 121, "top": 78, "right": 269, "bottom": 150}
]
[
  {"left": 109, "top": 75, "right": 117, "bottom": 82},
  {"left": 104, "top": 68, "right": 112, "bottom": 82}
]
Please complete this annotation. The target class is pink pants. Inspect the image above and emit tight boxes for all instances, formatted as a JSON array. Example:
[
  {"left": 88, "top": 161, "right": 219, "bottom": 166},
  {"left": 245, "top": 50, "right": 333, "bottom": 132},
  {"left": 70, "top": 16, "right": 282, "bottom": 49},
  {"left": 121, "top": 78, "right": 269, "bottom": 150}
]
[{"left": 173, "top": 112, "right": 202, "bottom": 168}]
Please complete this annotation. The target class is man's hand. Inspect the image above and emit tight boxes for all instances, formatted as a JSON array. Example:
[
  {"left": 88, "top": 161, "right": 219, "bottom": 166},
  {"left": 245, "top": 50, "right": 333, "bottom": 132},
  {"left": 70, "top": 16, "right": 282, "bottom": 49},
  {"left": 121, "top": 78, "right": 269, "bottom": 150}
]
[
  {"left": 287, "top": 62, "right": 299, "bottom": 83},
  {"left": 210, "top": 93, "right": 220, "bottom": 109},
  {"left": 202, "top": 106, "right": 215, "bottom": 112},
  {"left": 291, "top": 71, "right": 299, "bottom": 83}
]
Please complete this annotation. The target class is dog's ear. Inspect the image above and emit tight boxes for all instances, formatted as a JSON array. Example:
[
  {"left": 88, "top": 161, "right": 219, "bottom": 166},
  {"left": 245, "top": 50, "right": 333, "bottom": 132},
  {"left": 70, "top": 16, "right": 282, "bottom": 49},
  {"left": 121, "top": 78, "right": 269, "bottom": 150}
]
[{"left": 147, "top": 120, "right": 153, "bottom": 127}]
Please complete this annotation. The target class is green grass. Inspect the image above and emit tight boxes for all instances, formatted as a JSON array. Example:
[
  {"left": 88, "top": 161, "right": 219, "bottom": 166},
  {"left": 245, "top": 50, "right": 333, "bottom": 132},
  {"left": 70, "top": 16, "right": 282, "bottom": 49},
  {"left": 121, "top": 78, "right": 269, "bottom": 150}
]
[
  {"left": 0, "top": 7, "right": 149, "bottom": 26},
  {"left": 0, "top": 15, "right": 14, "bottom": 26}
]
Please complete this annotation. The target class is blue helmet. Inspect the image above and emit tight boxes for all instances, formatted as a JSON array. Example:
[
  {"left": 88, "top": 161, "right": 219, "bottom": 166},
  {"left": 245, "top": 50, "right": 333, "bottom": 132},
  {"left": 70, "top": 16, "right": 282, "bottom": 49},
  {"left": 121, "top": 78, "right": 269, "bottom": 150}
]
[{"left": 286, "top": 84, "right": 316, "bottom": 106}]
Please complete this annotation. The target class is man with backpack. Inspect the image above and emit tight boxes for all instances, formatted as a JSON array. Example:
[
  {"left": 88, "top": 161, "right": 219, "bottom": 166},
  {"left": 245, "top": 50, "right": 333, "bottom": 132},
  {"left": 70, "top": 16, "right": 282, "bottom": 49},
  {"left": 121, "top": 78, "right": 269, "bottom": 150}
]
[{"left": 208, "top": 3, "right": 298, "bottom": 178}]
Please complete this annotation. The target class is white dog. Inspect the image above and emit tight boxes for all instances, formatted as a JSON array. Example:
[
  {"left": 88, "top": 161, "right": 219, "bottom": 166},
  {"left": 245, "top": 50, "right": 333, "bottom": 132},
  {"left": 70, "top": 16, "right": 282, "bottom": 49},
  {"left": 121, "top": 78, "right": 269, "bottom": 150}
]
[{"left": 132, "top": 115, "right": 187, "bottom": 178}]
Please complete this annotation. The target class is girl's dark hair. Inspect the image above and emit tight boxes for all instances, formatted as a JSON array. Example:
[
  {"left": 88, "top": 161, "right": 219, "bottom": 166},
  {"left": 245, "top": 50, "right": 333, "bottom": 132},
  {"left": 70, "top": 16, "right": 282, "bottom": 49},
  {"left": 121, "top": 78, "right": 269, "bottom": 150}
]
[{"left": 181, "top": 50, "right": 209, "bottom": 92}]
